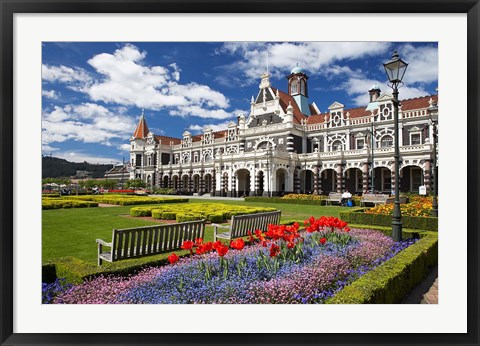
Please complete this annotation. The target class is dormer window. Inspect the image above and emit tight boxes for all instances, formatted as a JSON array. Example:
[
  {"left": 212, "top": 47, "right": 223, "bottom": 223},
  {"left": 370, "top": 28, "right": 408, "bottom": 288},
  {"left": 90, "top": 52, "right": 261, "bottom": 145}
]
[{"left": 300, "top": 80, "right": 305, "bottom": 95}]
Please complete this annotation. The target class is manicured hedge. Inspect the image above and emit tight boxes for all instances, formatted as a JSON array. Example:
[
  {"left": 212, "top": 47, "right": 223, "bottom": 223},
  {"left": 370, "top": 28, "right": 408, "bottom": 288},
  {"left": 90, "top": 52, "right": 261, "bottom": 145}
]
[
  {"left": 44, "top": 254, "right": 193, "bottom": 284},
  {"left": 326, "top": 232, "right": 438, "bottom": 304},
  {"left": 245, "top": 197, "right": 326, "bottom": 205},
  {"left": 42, "top": 198, "right": 99, "bottom": 210},
  {"left": 175, "top": 213, "right": 203, "bottom": 223},
  {"left": 130, "top": 203, "right": 277, "bottom": 223},
  {"left": 339, "top": 209, "right": 438, "bottom": 231},
  {"left": 66, "top": 195, "right": 189, "bottom": 206},
  {"left": 42, "top": 193, "right": 61, "bottom": 198}
]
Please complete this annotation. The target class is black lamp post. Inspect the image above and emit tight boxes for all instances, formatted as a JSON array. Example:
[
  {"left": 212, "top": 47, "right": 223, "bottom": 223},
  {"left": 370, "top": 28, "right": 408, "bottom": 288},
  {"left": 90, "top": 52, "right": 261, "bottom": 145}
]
[
  {"left": 266, "top": 143, "right": 272, "bottom": 198},
  {"left": 384, "top": 50, "right": 408, "bottom": 242},
  {"left": 370, "top": 115, "right": 376, "bottom": 193},
  {"left": 428, "top": 102, "right": 438, "bottom": 217}
]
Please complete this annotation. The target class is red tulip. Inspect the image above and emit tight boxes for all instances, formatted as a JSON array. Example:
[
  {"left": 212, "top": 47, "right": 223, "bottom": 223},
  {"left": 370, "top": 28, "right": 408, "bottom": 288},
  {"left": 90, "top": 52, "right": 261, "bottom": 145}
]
[
  {"left": 181, "top": 240, "right": 194, "bottom": 250},
  {"left": 194, "top": 238, "right": 203, "bottom": 246},
  {"left": 287, "top": 242, "right": 295, "bottom": 249},
  {"left": 230, "top": 238, "right": 245, "bottom": 250},
  {"left": 213, "top": 240, "right": 224, "bottom": 250},
  {"left": 269, "top": 243, "right": 280, "bottom": 257},
  {"left": 167, "top": 253, "right": 179, "bottom": 264},
  {"left": 203, "top": 241, "right": 213, "bottom": 252},
  {"left": 216, "top": 244, "right": 229, "bottom": 257},
  {"left": 320, "top": 237, "right": 327, "bottom": 245}
]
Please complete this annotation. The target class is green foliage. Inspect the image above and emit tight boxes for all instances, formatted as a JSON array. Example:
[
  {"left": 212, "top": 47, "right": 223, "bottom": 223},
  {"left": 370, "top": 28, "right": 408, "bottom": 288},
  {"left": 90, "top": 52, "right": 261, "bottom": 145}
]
[
  {"left": 245, "top": 196, "right": 325, "bottom": 205},
  {"left": 130, "top": 203, "right": 277, "bottom": 223},
  {"left": 129, "top": 207, "right": 153, "bottom": 217},
  {"left": 339, "top": 209, "right": 438, "bottom": 231},
  {"left": 42, "top": 177, "right": 72, "bottom": 186},
  {"left": 125, "top": 178, "right": 146, "bottom": 189},
  {"left": 160, "top": 211, "right": 177, "bottom": 220},
  {"left": 68, "top": 195, "right": 188, "bottom": 206},
  {"left": 326, "top": 233, "right": 438, "bottom": 304},
  {"left": 206, "top": 212, "right": 224, "bottom": 223},
  {"left": 42, "top": 193, "right": 61, "bottom": 198},
  {"left": 176, "top": 213, "right": 203, "bottom": 222},
  {"left": 42, "top": 198, "right": 98, "bottom": 210}
]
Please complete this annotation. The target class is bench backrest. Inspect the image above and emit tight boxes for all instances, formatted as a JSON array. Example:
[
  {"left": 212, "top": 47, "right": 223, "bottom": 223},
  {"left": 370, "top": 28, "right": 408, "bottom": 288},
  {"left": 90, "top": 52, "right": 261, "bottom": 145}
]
[
  {"left": 110, "top": 220, "right": 205, "bottom": 262},
  {"left": 361, "top": 194, "right": 389, "bottom": 202},
  {"left": 230, "top": 211, "right": 281, "bottom": 239},
  {"left": 327, "top": 192, "right": 342, "bottom": 200}
]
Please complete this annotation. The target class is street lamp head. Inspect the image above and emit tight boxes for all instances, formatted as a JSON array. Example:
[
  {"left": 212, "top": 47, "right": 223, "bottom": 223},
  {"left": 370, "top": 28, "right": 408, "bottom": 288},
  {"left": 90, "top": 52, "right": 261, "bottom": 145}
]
[{"left": 383, "top": 50, "right": 408, "bottom": 86}]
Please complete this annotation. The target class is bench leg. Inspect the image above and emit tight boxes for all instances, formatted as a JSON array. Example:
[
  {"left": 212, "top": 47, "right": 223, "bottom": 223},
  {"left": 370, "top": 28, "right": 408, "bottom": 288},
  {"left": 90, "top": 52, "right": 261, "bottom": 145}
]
[
  {"left": 213, "top": 225, "right": 217, "bottom": 242},
  {"left": 97, "top": 243, "right": 102, "bottom": 266}
]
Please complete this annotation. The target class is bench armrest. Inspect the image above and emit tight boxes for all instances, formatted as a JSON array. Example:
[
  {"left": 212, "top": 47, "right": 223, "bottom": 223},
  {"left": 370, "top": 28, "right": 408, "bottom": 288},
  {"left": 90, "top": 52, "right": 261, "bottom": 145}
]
[
  {"left": 211, "top": 224, "right": 230, "bottom": 229},
  {"left": 96, "top": 239, "right": 112, "bottom": 247}
]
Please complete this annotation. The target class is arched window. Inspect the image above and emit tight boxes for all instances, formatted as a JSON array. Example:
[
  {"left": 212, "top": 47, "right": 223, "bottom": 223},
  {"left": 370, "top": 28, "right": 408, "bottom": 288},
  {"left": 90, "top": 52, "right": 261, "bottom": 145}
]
[
  {"left": 332, "top": 140, "right": 343, "bottom": 151},
  {"left": 300, "top": 80, "right": 305, "bottom": 95},
  {"left": 291, "top": 80, "right": 298, "bottom": 94},
  {"left": 381, "top": 135, "right": 393, "bottom": 147}
]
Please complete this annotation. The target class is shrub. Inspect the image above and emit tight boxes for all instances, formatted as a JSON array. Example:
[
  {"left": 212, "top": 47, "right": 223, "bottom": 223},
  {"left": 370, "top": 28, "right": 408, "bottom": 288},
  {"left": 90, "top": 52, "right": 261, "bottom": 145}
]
[
  {"left": 245, "top": 196, "right": 325, "bottom": 205},
  {"left": 206, "top": 212, "right": 224, "bottom": 223},
  {"left": 42, "top": 193, "right": 61, "bottom": 198},
  {"left": 129, "top": 207, "right": 153, "bottom": 217},
  {"left": 151, "top": 209, "right": 163, "bottom": 219},
  {"left": 339, "top": 209, "right": 438, "bottom": 231},
  {"left": 42, "top": 198, "right": 98, "bottom": 210},
  {"left": 130, "top": 203, "right": 277, "bottom": 223},
  {"left": 66, "top": 195, "right": 188, "bottom": 206},
  {"left": 282, "top": 193, "right": 323, "bottom": 201},
  {"left": 326, "top": 233, "right": 438, "bottom": 304},
  {"left": 161, "top": 212, "right": 177, "bottom": 220},
  {"left": 175, "top": 213, "right": 203, "bottom": 222}
]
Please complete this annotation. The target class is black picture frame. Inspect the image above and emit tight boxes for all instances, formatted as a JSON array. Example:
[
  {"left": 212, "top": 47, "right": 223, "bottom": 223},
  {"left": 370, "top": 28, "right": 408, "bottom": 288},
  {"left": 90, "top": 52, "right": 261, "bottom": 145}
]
[{"left": 1, "top": 1, "right": 479, "bottom": 345}]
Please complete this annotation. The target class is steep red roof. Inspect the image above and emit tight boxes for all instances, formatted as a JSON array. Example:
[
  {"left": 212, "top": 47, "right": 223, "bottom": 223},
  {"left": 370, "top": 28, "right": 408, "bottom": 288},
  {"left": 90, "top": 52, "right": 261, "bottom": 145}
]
[
  {"left": 271, "top": 87, "right": 308, "bottom": 124},
  {"left": 132, "top": 115, "right": 150, "bottom": 139}
]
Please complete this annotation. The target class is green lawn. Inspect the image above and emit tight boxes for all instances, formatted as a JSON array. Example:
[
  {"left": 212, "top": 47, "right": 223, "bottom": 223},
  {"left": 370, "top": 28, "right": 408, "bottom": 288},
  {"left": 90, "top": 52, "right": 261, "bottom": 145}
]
[{"left": 42, "top": 199, "right": 358, "bottom": 273}]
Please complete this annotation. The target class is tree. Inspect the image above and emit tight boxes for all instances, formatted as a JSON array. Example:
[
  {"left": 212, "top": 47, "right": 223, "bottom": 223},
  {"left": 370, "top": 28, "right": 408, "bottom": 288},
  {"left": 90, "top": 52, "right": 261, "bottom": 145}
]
[
  {"left": 101, "top": 179, "right": 117, "bottom": 189},
  {"left": 125, "top": 178, "right": 146, "bottom": 189}
]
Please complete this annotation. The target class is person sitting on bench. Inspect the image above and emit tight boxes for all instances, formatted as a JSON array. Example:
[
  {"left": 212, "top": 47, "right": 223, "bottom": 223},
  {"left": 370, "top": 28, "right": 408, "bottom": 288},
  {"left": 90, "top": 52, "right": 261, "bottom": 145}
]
[{"left": 341, "top": 190, "right": 352, "bottom": 207}]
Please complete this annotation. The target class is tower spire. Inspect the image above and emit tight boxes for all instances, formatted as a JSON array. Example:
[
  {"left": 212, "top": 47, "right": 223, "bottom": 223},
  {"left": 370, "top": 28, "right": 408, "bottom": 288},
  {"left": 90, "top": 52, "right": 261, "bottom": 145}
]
[{"left": 133, "top": 110, "right": 150, "bottom": 139}]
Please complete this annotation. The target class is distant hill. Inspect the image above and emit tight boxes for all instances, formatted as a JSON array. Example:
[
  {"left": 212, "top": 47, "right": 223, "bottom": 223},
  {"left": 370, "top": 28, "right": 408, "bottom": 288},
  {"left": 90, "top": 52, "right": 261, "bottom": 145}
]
[{"left": 42, "top": 156, "right": 113, "bottom": 179}]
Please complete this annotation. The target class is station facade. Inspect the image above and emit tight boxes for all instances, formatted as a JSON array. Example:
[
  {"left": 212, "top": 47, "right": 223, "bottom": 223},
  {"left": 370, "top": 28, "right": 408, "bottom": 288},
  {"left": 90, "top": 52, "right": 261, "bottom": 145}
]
[{"left": 128, "top": 67, "right": 438, "bottom": 197}]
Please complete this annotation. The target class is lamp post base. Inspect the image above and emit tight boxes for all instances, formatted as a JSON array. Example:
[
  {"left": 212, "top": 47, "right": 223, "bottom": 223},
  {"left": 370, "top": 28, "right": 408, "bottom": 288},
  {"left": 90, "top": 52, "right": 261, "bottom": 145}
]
[{"left": 392, "top": 221, "right": 403, "bottom": 242}]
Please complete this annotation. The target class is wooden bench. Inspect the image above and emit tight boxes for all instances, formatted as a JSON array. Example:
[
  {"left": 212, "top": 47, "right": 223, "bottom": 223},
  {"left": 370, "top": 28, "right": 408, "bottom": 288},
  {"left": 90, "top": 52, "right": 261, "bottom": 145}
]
[
  {"left": 360, "top": 193, "right": 390, "bottom": 207},
  {"left": 325, "top": 192, "right": 342, "bottom": 205},
  {"left": 213, "top": 210, "right": 281, "bottom": 242},
  {"left": 96, "top": 220, "right": 205, "bottom": 265}
]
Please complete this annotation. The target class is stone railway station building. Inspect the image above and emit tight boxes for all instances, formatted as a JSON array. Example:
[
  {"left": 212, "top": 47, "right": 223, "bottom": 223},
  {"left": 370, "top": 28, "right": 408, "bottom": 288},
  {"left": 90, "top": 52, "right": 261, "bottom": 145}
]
[{"left": 125, "top": 66, "right": 438, "bottom": 197}]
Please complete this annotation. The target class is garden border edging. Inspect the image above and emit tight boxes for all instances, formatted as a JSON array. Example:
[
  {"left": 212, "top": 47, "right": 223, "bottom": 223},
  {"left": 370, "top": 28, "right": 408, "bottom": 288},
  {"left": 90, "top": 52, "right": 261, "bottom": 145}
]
[{"left": 326, "top": 232, "right": 438, "bottom": 304}]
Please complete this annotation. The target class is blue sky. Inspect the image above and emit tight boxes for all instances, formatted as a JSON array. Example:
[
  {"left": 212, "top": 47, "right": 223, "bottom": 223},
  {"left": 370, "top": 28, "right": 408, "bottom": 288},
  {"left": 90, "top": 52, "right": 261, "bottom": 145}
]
[{"left": 42, "top": 41, "right": 438, "bottom": 164}]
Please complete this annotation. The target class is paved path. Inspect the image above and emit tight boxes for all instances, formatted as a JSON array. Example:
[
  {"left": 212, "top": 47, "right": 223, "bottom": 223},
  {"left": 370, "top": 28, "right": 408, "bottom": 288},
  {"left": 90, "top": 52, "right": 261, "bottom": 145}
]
[{"left": 401, "top": 265, "right": 438, "bottom": 304}]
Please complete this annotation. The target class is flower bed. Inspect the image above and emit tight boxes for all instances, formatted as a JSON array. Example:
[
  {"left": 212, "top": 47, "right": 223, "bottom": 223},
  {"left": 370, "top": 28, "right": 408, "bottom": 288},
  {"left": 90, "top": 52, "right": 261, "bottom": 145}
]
[
  {"left": 130, "top": 203, "right": 277, "bottom": 223},
  {"left": 52, "top": 217, "right": 417, "bottom": 304},
  {"left": 365, "top": 196, "right": 433, "bottom": 217}
]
